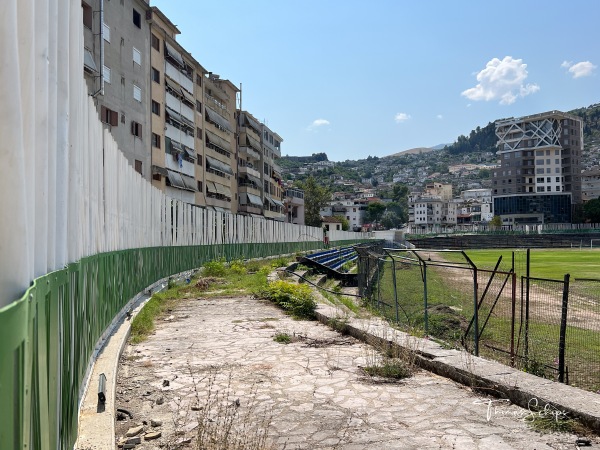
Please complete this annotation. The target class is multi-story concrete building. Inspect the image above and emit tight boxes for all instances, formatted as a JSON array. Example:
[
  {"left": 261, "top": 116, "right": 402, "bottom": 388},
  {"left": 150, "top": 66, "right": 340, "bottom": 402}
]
[
  {"left": 320, "top": 198, "right": 368, "bottom": 231},
  {"left": 492, "top": 111, "right": 583, "bottom": 224},
  {"left": 262, "top": 125, "right": 285, "bottom": 221},
  {"left": 83, "top": 0, "right": 152, "bottom": 179},
  {"left": 237, "top": 111, "right": 265, "bottom": 216},
  {"left": 455, "top": 188, "right": 494, "bottom": 223},
  {"left": 581, "top": 167, "right": 600, "bottom": 202},
  {"left": 147, "top": 7, "right": 201, "bottom": 204},
  {"left": 284, "top": 187, "right": 305, "bottom": 225},
  {"left": 203, "top": 74, "right": 239, "bottom": 213},
  {"left": 408, "top": 183, "right": 456, "bottom": 226}
]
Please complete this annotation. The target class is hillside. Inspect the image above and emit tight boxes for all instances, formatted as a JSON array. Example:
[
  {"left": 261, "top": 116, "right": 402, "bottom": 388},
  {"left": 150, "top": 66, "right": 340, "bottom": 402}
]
[{"left": 279, "top": 102, "right": 600, "bottom": 195}]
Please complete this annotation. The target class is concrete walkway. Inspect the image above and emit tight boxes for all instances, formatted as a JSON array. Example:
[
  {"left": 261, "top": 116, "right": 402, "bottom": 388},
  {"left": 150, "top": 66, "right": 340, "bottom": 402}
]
[{"left": 78, "top": 293, "right": 599, "bottom": 449}]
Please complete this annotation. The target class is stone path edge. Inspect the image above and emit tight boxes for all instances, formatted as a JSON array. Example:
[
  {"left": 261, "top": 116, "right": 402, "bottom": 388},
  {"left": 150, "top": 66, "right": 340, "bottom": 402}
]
[{"left": 314, "top": 303, "right": 600, "bottom": 433}]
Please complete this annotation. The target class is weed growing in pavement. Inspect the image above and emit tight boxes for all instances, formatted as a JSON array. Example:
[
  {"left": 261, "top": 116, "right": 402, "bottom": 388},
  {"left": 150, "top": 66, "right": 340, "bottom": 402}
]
[
  {"left": 360, "top": 325, "right": 418, "bottom": 382},
  {"left": 273, "top": 332, "right": 292, "bottom": 344},
  {"left": 193, "top": 371, "right": 275, "bottom": 450},
  {"left": 254, "top": 280, "right": 316, "bottom": 320},
  {"left": 130, "top": 292, "right": 178, "bottom": 344},
  {"left": 328, "top": 317, "right": 350, "bottom": 335}
]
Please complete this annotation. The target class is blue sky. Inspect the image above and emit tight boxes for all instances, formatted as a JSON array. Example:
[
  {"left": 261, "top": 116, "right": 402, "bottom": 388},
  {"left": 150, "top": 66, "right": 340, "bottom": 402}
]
[{"left": 152, "top": 0, "right": 599, "bottom": 162}]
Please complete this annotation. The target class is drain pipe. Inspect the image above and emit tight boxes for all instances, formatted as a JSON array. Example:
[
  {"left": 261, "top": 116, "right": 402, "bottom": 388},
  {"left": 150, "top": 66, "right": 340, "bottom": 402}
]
[{"left": 92, "top": 0, "right": 104, "bottom": 97}]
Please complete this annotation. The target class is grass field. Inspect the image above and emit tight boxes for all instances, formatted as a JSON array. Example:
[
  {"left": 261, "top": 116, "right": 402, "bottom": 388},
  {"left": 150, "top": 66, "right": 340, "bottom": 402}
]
[
  {"left": 445, "top": 248, "right": 600, "bottom": 280},
  {"left": 369, "top": 249, "right": 600, "bottom": 391}
]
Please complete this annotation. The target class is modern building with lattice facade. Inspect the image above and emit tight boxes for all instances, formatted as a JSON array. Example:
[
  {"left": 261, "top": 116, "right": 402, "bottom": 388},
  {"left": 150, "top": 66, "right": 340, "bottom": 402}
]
[{"left": 492, "top": 111, "right": 583, "bottom": 224}]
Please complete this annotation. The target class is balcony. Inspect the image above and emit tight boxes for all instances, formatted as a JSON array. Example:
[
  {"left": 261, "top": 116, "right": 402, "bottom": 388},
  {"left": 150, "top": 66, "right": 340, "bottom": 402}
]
[
  {"left": 238, "top": 183, "right": 261, "bottom": 197},
  {"left": 165, "top": 61, "right": 193, "bottom": 94},
  {"left": 238, "top": 204, "right": 262, "bottom": 215},
  {"left": 165, "top": 153, "right": 195, "bottom": 177},
  {"left": 238, "top": 164, "right": 261, "bottom": 180},
  {"left": 165, "top": 123, "right": 194, "bottom": 149},
  {"left": 238, "top": 146, "right": 261, "bottom": 162}
]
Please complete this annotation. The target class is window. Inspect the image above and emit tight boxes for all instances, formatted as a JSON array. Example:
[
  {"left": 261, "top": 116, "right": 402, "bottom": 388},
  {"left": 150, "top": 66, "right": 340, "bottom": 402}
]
[
  {"left": 121, "top": 113, "right": 125, "bottom": 123},
  {"left": 547, "top": 177, "right": 551, "bottom": 183},
  {"left": 133, "top": 9, "right": 141, "bottom": 28},
  {"left": 197, "top": 156, "right": 202, "bottom": 166},
  {"left": 82, "top": 2, "right": 93, "bottom": 29},
  {"left": 197, "top": 181, "right": 203, "bottom": 191},
  {"left": 100, "top": 65, "right": 112, "bottom": 85},
  {"left": 152, "top": 173, "right": 161, "bottom": 181},
  {"left": 196, "top": 127, "right": 202, "bottom": 139},
  {"left": 133, "top": 84, "right": 141, "bottom": 102},
  {"left": 131, "top": 121, "right": 142, "bottom": 138},
  {"left": 133, "top": 47, "right": 141, "bottom": 65},
  {"left": 556, "top": 177, "right": 560, "bottom": 182},
  {"left": 134, "top": 160, "right": 142, "bottom": 174},
  {"left": 100, "top": 106, "right": 119, "bottom": 126},
  {"left": 102, "top": 23, "right": 110, "bottom": 42},
  {"left": 151, "top": 100, "right": 160, "bottom": 116},
  {"left": 196, "top": 100, "right": 202, "bottom": 113},
  {"left": 196, "top": 74, "right": 202, "bottom": 86},
  {"left": 151, "top": 34, "right": 160, "bottom": 51},
  {"left": 152, "top": 67, "right": 160, "bottom": 83},
  {"left": 151, "top": 132, "right": 160, "bottom": 148}
]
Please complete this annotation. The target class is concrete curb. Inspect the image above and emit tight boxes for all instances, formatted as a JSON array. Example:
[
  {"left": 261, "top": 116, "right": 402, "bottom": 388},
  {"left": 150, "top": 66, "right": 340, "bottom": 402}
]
[
  {"left": 75, "top": 270, "right": 196, "bottom": 450},
  {"left": 315, "top": 303, "right": 600, "bottom": 433}
]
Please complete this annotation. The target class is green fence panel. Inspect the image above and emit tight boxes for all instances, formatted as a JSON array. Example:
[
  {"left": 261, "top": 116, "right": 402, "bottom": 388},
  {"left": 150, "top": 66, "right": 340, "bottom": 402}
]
[{"left": 0, "top": 238, "right": 369, "bottom": 449}]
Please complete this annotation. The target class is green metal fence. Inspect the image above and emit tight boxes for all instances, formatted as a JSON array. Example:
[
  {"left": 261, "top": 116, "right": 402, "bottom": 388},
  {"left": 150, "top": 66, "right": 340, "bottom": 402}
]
[{"left": 0, "top": 239, "right": 369, "bottom": 449}]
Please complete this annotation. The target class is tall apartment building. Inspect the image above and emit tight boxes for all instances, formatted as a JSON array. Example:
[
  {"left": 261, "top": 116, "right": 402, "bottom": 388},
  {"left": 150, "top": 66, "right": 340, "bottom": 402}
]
[
  {"left": 83, "top": 0, "right": 152, "bottom": 179},
  {"left": 147, "top": 8, "right": 202, "bottom": 204},
  {"left": 203, "top": 75, "right": 239, "bottom": 213},
  {"left": 492, "top": 111, "right": 583, "bottom": 224},
  {"left": 83, "top": 3, "right": 287, "bottom": 218},
  {"left": 261, "top": 125, "right": 285, "bottom": 221},
  {"left": 237, "top": 111, "right": 265, "bottom": 215}
]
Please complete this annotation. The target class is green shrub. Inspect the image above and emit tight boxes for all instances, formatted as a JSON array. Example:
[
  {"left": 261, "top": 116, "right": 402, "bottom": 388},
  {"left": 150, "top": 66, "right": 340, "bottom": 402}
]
[
  {"left": 270, "top": 257, "right": 290, "bottom": 268},
  {"left": 229, "top": 259, "right": 247, "bottom": 275},
  {"left": 255, "top": 280, "right": 316, "bottom": 319},
  {"left": 245, "top": 260, "right": 263, "bottom": 273},
  {"left": 203, "top": 259, "right": 227, "bottom": 277}
]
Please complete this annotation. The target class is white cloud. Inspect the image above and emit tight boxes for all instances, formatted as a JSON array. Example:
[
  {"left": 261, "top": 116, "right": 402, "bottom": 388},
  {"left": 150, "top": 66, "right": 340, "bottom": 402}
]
[
  {"left": 394, "top": 113, "right": 411, "bottom": 123},
  {"left": 562, "top": 60, "right": 596, "bottom": 78},
  {"left": 436, "top": 114, "right": 443, "bottom": 120},
  {"left": 461, "top": 56, "right": 539, "bottom": 105},
  {"left": 307, "top": 119, "right": 330, "bottom": 131}
]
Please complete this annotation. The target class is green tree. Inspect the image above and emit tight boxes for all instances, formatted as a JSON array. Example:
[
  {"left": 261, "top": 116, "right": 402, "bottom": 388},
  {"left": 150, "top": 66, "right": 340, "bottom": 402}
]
[
  {"left": 380, "top": 211, "right": 403, "bottom": 229},
  {"left": 490, "top": 215, "right": 502, "bottom": 227},
  {"left": 333, "top": 215, "right": 350, "bottom": 231},
  {"left": 297, "top": 176, "right": 331, "bottom": 227},
  {"left": 365, "top": 202, "right": 386, "bottom": 224},
  {"left": 583, "top": 198, "right": 600, "bottom": 223}
]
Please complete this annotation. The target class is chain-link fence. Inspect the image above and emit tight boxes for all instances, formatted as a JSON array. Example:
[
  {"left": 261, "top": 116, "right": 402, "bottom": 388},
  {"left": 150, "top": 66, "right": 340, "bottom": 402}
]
[{"left": 356, "top": 243, "right": 600, "bottom": 392}]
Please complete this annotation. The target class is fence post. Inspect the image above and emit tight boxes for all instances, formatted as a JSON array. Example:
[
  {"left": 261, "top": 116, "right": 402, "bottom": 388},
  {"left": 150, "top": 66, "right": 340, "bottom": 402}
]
[
  {"left": 473, "top": 266, "right": 479, "bottom": 356},
  {"left": 558, "top": 273, "right": 570, "bottom": 383},
  {"left": 423, "top": 262, "right": 429, "bottom": 335},
  {"left": 391, "top": 258, "right": 399, "bottom": 323},
  {"left": 524, "top": 248, "right": 530, "bottom": 363},
  {"left": 510, "top": 251, "right": 516, "bottom": 367}
]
